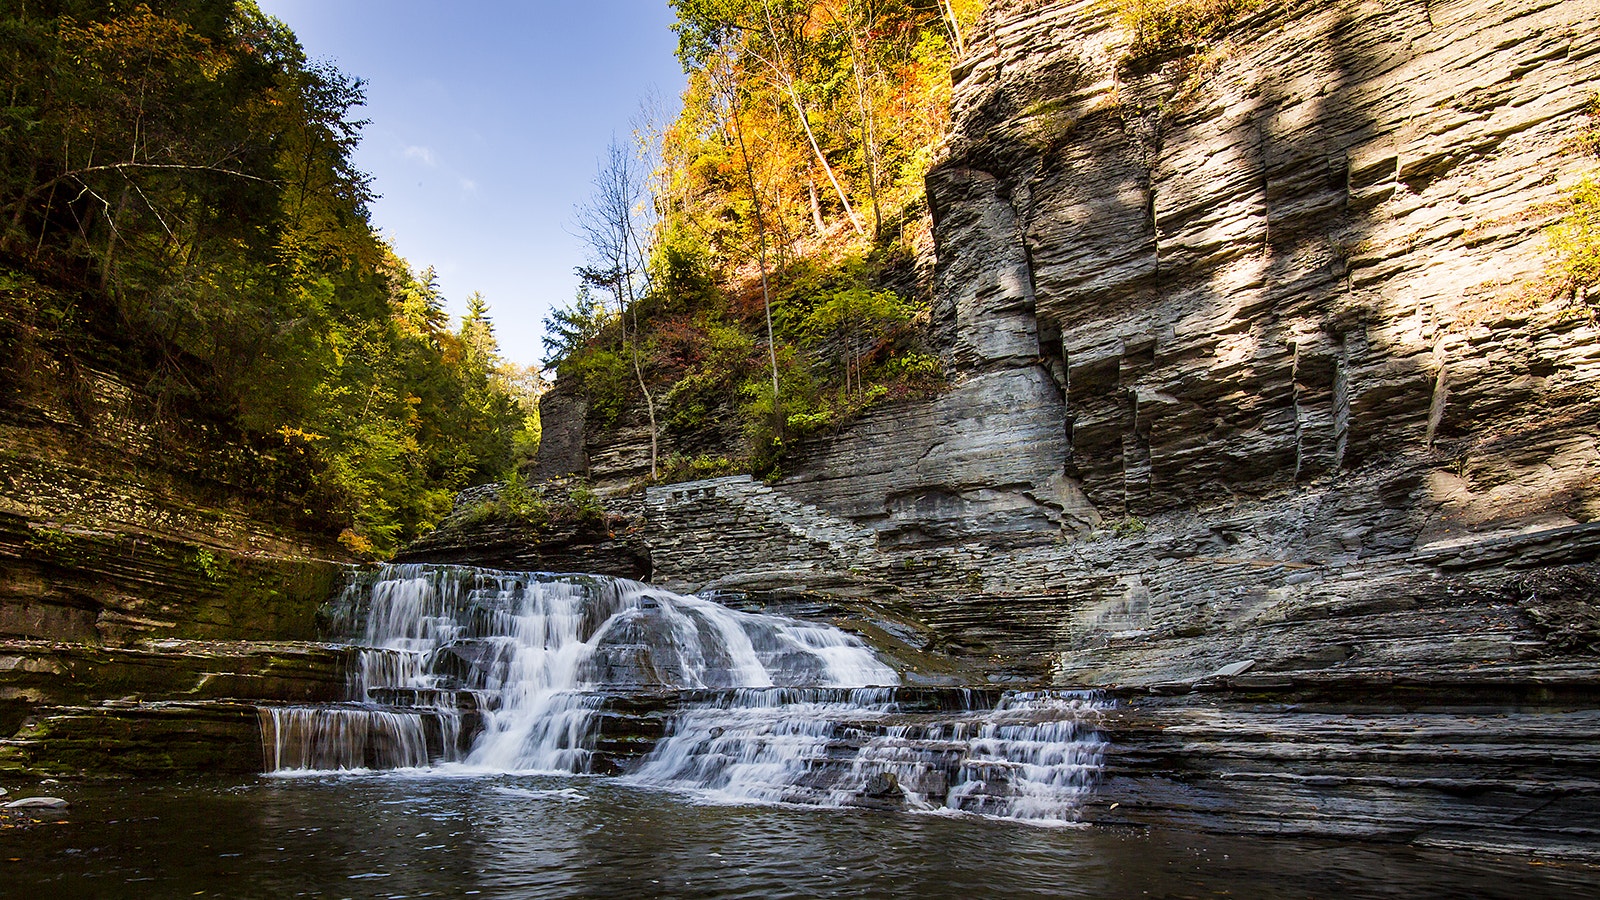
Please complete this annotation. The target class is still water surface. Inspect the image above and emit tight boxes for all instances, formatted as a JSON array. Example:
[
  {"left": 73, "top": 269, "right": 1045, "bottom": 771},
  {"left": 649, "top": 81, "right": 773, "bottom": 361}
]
[{"left": 2, "top": 773, "right": 1592, "bottom": 899}]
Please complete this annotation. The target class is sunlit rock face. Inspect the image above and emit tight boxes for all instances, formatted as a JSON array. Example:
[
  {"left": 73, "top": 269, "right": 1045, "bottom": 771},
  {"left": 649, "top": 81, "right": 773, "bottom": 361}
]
[{"left": 915, "top": 0, "right": 1600, "bottom": 531}]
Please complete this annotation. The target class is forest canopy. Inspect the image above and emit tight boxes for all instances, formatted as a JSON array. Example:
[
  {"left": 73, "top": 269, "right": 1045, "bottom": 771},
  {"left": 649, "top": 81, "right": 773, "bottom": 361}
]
[{"left": 0, "top": 0, "right": 537, "bottom": 555}]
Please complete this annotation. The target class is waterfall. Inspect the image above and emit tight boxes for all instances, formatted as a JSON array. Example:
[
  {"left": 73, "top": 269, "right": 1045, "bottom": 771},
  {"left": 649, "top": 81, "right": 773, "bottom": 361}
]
[
  {"left": 623, "top": 688, "right": 1107, "bottom": 822},
  {"left": 262, "top": 565, "right": 898, "bottom": 773},
  {"left": 259, "top": 564, "right": 1108, "bottom": 822}
]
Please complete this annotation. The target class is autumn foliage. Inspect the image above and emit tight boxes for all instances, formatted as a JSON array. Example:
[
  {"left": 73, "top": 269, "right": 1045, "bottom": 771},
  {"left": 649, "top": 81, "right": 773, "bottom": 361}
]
[{"left": 548, "top": 0, "right": 982, "bottom": 479}]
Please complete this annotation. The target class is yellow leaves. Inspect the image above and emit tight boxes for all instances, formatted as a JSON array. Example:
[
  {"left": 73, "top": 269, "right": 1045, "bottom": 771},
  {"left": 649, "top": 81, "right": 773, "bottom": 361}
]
[
  {"left": 276, "top": 425, "right": 327, "bottom": 444},
  {"left": 336, "top": 528, "right": 374, "bottom": 556},
  {"left": 1547, "top": 174, "right": 1600, "bottom": 290},
  {"left": 1116, "top": 0, "right": 1261, "bottom": 65},
  {"left": 58, "top": 5, "right": 232, "bottom": 84},
  {"left": 664, "top": 0, "right": 968, "bottom": 266}
]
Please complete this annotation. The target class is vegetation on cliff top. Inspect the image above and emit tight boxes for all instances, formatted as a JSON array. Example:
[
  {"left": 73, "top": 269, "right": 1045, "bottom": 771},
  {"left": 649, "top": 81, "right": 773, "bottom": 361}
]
[
  {"left": 543, "top": 0, "right": 979, "bottom": 482},
  {"left": 0, "top": 1, "right": 537, "bottom": 556}
]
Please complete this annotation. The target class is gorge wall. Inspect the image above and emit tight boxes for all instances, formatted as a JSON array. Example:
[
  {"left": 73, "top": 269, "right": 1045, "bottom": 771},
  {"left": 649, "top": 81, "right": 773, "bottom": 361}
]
[
  {"left": 539, "top": 0, "right": 1600, "bottom": 687},
  {"left": 590, "top": 0, "right": 1600, "bottom": 850},
  {"left": 0, "top": 312, "right": 346, "bottom": 646},
  {"left": 0, "top": 307, "right": 356, "bottom": 774}
]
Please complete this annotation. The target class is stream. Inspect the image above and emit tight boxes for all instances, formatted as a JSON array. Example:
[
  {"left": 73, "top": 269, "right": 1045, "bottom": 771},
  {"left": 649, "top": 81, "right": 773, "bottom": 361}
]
[{"left": 3, "top": 773, "right": 1593, "bottom": 899}]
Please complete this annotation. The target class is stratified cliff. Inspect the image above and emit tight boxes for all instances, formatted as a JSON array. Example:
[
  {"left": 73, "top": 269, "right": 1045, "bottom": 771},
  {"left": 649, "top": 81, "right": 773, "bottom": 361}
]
[
  {"left": 0, "top": 284, "right": 357, "bottom": 775},
  {"left": 523, "top": 0, "right": 1600, "bottom": 851},
  {"left": 0, "top": 295, "right": 346, "bottom": 645},
  {"left": 690, "top": 0, "right": 1600, "bottom": 683}
]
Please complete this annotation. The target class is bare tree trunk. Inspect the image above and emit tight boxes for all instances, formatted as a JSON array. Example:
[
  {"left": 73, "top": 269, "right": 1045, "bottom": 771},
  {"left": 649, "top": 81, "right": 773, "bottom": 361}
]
[
  {"left": 759, "top": 0, "right": 866, "bottom": 238},
  {"left": 725, "top": 76, "right": 782, "bottom": 430},
  {"left": 627, "top": 314, "right": 659, "bottom": 480},
  {"left": 578, "top": 139, "right": 661, "bottom": 479},
  {"left": 844, "top": 14, "right": 883, "bottom": 239},
  {"left": 807, "top": 177, "right": 826, "bottom": 237},
  {"left": 784, "top": 80, "right": 865, "bottom": 238},
  {"left": 620, "top": 221, "right": 658, "bottom": 480},
  {"left": 938, "top": 0, "right": 967, "bottom": 58}
]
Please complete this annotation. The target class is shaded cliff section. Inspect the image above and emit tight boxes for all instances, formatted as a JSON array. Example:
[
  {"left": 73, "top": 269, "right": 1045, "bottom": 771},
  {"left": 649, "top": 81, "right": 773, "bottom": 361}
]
[
  {"left": 0, "top": 279, "right": 358, "bottom": 776},
  {"left": 0, "top": 284, "right": 347, "bottom": 646}
]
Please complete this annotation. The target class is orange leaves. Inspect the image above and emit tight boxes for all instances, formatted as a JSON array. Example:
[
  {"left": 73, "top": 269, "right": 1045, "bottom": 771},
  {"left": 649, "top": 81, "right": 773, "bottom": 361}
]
[
  {"left": 663, "top": 0, "right": 974, "bottom": 265},
  {"left": 57, "top": 5, "right": 231, "bottom": 85}
]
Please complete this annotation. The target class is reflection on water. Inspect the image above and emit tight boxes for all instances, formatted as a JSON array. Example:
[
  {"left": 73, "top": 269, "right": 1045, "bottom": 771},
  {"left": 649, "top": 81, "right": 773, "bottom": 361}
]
[{"left": 1, "top": 774, "right": 1591, "bottom": 899}]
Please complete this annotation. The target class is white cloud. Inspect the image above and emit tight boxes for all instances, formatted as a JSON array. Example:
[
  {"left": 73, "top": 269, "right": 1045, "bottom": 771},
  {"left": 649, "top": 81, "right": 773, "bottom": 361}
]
[{"left": 403, "top": 145, "right": 437, "bottom": 167}]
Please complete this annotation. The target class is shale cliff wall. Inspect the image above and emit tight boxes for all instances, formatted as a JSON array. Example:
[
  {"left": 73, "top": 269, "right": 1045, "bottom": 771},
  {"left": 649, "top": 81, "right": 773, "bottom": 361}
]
[
  {"left": 0, "top": 333, "right": 345, "bottom": 645},
  {"left": 532, "top": 0, "right": 1600, "bottom": 689},
  {"left": 617, "top": 0, "right": 1600, "bottom": 843}
]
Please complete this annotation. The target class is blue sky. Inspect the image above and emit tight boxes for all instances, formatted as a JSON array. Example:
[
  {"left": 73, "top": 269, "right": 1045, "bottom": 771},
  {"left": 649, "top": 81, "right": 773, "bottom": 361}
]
[{"left": 255, "top": 1, "right": 687, "bottom": 367}]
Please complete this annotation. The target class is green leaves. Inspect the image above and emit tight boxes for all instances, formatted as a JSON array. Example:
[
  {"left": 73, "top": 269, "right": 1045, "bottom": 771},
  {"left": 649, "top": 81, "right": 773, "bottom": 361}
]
[
  {"left": 0, "top": 4, "right": 535, "bottom": 559},
  {"left": 1548, "top": 174, "right": 1600, "bottom": 291}
]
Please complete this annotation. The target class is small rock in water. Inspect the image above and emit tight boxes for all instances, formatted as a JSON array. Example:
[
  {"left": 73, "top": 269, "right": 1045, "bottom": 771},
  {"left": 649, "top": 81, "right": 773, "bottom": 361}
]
[
  {"left": 39, "top": 778, "right": 59, "bottom": 785},
  {"left": 1208, "top": 660, "right": 1255, "bottom": 679},
  {"left": 5, "top": 796, "right": 70, "bottom": 810},
  {"left": 864, "top": 772, "right": 902, "bottom": 798}
]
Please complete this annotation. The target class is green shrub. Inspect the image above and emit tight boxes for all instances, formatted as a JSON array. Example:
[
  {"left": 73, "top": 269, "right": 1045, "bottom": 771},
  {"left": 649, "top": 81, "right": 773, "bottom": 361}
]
[
  {"left": 1549, "top": 175, "right": 1600, "bottom": 290},
  {"left": 566, "top": 482, "right": 607, "bottom": 531},
  {"left": 568, "top": 347, "right": 634, "bottom": 428},
  {"left": 1119, "top": 0, "right": 1259, "bottom": 64},
  {"left": 490, "top": 471, "right": 550, "bottom": 528},
  {"left": 656, "top": 453, "right": 742, "bottom": 484}
]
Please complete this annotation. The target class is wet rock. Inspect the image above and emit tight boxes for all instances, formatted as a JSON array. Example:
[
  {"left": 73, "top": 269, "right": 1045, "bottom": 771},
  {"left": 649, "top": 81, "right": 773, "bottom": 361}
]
[
  {"left": 1208, "top": 660, "right": 1255, "bottom": 679},
  {"left": 4, "top": 796, "right": 69, "bottom": 809},
  {"left": 1095, "top": 676, "right": 1600, "bottom": 858},
  {"left": 864, "top": 772, "right": 903, "bottom": 798}
]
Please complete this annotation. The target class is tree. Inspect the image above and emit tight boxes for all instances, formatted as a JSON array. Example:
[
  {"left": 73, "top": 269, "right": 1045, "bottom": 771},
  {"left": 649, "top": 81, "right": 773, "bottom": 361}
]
[
  {"left": 575, "top": 138, "right": 660, "bottom": 478},
  {"left": 0, "top": 2, "right": 531, "bottom": 556},
  {"left": 462, "top": 290, "right": 496, "bottom": 366},
  {"left": 542, "top": 283, "right": 610, "bottom": 367},
  {"left": 713, "top": 63, "right": 784, "bottom": 434}
]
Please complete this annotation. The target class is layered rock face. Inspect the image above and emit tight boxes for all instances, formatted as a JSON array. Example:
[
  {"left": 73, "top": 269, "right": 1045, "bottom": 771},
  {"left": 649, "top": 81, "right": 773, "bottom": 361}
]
[
  {"left": 528, "top": 0, "right": 1600, "bottom": 688},
  {"left": 532, "top": 0, "right": 1600, "bottom": 853},
  {"left": 763, "top": 0, "right": 1600, "bottom": 677},
  {"left": 933, "top": 0, "right": 1598, "bottom": 529},
  {"left": 0, "top": 641, "right": 352, "bottom": 776},
  {"left": 1, "top": 317, "right": 351, "bottom": 775},
  {"left": 0, "top": 351, "right": 345, "bottom": 644}
]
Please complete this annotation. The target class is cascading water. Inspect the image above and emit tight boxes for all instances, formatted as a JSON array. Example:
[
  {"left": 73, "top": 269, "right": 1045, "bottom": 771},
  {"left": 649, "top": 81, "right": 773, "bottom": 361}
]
[
  {"left": 259, "top": 564, "right": 1109, "bottom": 823},
  {"left": 623, "top": 688, "right": 1107, "bottom": 822}
]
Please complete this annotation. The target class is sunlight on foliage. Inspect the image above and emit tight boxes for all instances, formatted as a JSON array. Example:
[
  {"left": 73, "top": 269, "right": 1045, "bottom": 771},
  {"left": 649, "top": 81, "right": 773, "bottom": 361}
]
[
  {"left": 545, "top": 0, "right": 968, "bottom": 483},
  {"left": 1548, "top": 175, "right": 1600, "bottom": 290},
  {"left": 1116, "top": 0, "right": 1259, "bottom": 64}
]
